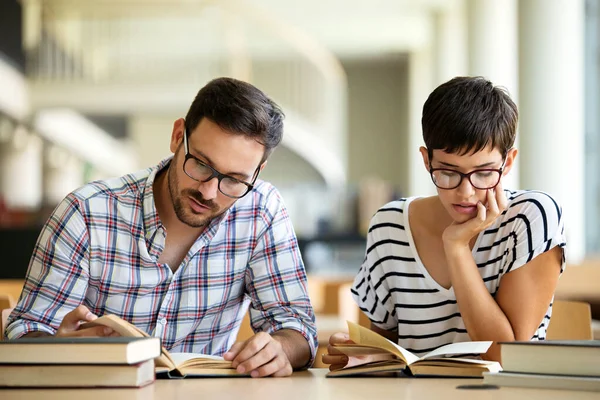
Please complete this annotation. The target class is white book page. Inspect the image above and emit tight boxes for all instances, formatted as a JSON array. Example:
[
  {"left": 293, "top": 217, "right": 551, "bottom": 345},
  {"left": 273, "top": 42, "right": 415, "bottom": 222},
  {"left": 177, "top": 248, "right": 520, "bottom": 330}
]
[
  {"left": 169, "top": 352, "right": 225, "bottom": 366},
  {"left": 420, "top": 341, "right": 492, "bottom": 360}
]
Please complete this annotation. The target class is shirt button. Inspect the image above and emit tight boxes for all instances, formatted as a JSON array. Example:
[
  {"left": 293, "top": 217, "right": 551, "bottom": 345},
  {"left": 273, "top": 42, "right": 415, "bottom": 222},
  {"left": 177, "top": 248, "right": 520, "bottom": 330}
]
[{"left": 159, "top": 318, "right": 167, "bottom": 325}]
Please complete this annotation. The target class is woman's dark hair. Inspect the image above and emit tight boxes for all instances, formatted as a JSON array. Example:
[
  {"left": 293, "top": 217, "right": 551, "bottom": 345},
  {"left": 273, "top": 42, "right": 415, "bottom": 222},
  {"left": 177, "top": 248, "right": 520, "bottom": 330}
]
[{"left": 422, "top": 76, "right": 518, "bottom": 159}]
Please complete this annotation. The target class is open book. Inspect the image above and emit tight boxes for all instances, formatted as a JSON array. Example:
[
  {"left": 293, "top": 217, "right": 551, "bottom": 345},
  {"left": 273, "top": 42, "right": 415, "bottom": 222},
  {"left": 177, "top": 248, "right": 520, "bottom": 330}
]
[
  {"left": 81, "top": 314, "right": 244, "bottom": 377},
  {"left": 327, "top": 321, "right": 502, "bottom": 378}
]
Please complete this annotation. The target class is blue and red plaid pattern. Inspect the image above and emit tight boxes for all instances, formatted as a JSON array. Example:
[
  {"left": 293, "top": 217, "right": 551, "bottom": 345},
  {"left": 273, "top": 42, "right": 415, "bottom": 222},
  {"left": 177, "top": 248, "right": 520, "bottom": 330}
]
[{"left": 5, "top": 158, "right": 317, "bottom": 363}]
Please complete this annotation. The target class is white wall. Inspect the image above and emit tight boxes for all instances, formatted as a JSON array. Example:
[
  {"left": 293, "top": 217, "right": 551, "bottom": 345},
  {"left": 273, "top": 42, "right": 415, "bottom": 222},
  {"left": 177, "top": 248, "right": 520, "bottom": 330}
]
[
  {"left": 342, "top": 57, "right": 410, "bottom": 194},
  {"left": 129, "top": 115, "right": 176, "bottom": 169},
  {"left": 0, "top": 57, "right": 29, "bottom": 119},
  {"left": 129, "top": 114, "right": 325, "bottom": 186}
]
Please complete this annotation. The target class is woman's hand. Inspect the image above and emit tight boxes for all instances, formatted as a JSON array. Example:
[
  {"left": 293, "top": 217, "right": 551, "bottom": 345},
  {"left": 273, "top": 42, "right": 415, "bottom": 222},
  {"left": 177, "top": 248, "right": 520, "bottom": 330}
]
[
  {"left": 322, "top": 332, "right": 354, "bottom": 371},
  {"left": 442, "top": 182, "right": 508, "bottom": 247}
]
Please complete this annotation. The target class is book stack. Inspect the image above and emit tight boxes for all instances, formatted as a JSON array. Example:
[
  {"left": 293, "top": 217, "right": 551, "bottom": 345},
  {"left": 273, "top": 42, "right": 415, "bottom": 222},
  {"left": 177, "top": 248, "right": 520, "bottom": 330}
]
[
  {"left": 483, "top": 341, "right": 600, "bottom": 392},
  {"left": 0, "top": 336, "right": 161, "bottom": 388}
]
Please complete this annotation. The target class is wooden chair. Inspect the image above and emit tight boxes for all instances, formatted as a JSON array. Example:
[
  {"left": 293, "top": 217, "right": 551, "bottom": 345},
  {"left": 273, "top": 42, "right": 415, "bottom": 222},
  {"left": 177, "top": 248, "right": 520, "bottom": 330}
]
[
  {"left": 0, "top": 294, "right": 16, "bottom": 313},
  {"left": 338, "top": 282, "right": 370, "bottom": 328},
  {"left": 0, "top": 291, "right": 17, "bottom": 341},
  {"left": 235, "top": 310, "right": 254, "bottom": 343},
  {"left": 0, "top": 280, "right": 25, "bottom": 301},
  {"left": 1, "top": 307, "right": 13, "bottom": 340},
  {"left": 546, "top": 300, "right": 593, "bottom": 340}
]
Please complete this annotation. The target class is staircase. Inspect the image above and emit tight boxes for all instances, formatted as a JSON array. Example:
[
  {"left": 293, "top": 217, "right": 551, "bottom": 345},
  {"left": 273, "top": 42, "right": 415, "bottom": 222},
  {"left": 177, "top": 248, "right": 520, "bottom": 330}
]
[{"left": 21, "top": 0, "right": 348, "bottom": 187}]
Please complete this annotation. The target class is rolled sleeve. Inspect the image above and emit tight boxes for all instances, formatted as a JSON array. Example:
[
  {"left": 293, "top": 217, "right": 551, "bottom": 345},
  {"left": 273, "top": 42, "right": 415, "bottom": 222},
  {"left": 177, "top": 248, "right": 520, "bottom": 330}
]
[
  {"left": 5, "top": 194, "right": 90, "bottom": 339},
  {"left": 244, "top": 188, "right": 318, "bottom": 367}
]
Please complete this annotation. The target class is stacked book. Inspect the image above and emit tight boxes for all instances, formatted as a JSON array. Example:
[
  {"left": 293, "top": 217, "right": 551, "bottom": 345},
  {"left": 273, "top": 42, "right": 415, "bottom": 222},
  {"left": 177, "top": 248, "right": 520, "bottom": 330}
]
[
  {"left": 483, "top": 341, "right": 600, "bottom": 392},
  {"left": 0, "top": 336, "right": 161, "bottom": 388}
]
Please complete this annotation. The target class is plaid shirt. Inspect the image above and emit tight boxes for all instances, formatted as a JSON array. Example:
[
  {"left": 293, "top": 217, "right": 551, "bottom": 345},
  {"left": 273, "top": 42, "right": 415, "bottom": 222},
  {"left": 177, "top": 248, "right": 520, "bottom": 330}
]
[{"left": 6, "top": 158, "right": 317, "bottom": 363}]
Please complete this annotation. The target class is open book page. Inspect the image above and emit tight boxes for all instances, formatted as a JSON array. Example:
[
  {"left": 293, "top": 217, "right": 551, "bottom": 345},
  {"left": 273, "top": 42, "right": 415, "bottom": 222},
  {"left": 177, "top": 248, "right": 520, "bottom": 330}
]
[
  {"left": 416, "top": 358, "right": 499, "bottom": 367},
  {"left": 80, "top": 314, "right": 176, "bottom": 370},
  {"left": 344, "top": 353, "right": 397, "bottom": 369},
  {"left": 169, "top": 352, "right": 233, "bottom": 369},
  {"left": 419, "top": 341, "right": 492, "bottom": 361},
  {"left": 82, "top": 314, "right": 149, "bottom": 338},
  {"left": 345, "top": 321, "right": 420, "bottom": 365}
]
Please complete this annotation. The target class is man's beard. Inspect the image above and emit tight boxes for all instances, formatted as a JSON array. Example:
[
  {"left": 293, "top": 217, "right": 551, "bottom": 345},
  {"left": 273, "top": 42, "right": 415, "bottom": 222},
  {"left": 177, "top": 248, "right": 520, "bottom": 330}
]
[{"left": 167, "top": 165, "right": 219, "bottom": 228}]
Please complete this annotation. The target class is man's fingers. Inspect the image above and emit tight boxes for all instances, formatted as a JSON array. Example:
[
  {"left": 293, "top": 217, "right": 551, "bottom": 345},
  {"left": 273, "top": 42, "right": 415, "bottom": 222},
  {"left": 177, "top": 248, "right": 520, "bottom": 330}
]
[
  {"left": 58, "top": 305, "right": 98, "bottom": 333},
  {"left": 252, "top": 355, "right": 292, "bottom": 378},
  {"left": 231, "top": 333, "right": 271, "bottom": 368},
  {"left": 236, "top": 340, "right": 278, "bottom": 373},
  {"left": 58, "top": 326, "right": 113, "bottom": 337},
  {"left": 223, "top": 342, "right": 245, "bottom": 361}
]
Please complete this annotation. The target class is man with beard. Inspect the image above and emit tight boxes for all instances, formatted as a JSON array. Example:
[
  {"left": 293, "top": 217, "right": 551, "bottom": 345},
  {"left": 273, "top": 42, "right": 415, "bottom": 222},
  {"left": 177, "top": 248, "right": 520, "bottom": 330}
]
[{"left": 5, "top": 78, "right": 317, "bottom": 378}]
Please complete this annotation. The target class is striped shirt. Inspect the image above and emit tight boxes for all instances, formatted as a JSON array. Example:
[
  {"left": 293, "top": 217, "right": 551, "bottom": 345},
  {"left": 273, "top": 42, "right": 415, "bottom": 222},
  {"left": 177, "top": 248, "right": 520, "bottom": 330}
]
[
  {"left": 351, "top": 190, "right": 566, "bottom": 356},
  {"left": 5, "top": 158, "right": 317, "bottom": 363}
]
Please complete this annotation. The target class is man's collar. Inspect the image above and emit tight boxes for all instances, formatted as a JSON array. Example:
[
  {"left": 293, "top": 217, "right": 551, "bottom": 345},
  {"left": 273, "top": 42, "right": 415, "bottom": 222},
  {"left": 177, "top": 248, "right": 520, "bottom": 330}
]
[{"left": 142, "top": 156, "right": 172, "bottom": 240}]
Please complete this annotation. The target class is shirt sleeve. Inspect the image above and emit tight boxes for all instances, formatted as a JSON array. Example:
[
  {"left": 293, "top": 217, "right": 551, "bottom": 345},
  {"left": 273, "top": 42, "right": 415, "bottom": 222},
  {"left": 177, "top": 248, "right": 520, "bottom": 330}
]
[
  {"left": 244, "top": 187, "right": 318, "bottom": 367},
  {"left": 4, "top": 194, "right": 91, "bottom": 339},
  {"left": 350, "top": 212, "right": 398, "bottom": 331},
  {"left": 503, "top": 191, "right": 567, "bottom": 276}
]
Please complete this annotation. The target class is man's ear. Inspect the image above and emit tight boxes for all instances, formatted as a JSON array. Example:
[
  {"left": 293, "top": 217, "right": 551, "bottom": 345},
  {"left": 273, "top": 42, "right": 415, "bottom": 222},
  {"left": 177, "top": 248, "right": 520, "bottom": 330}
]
[
  {"left": 419, "top": 146, "right": 431, "bottom": 172},
  {"left": 169, "top": 118, "right": 186, "bottom": 154},
  {"left": 258, "top": 160, "right": 268, "bottom": 173},
  {"left": 502, "top": 148, "right": 519, "bottom": 176}
]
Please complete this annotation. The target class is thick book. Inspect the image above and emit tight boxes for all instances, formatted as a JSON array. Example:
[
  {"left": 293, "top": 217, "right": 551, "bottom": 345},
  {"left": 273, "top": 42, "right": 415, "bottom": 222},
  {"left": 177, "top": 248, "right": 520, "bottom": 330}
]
[
  {"left": 81, "top": 314, "right": 245, "bottom": 377},
  {"left": 327, "top": 321, "right": 501, "bottom": 378},
  {"left": 483, "top": 371, "right": 600, "bottom": 392},
  {"left": 0, "top": 359, "right": 155, "bottom": 388},
  {"left": 0, "top": 336, "right": 161, "bottom": 365},
  {"left": 500, "top": 340, "right": 600, "bottom": 377}
]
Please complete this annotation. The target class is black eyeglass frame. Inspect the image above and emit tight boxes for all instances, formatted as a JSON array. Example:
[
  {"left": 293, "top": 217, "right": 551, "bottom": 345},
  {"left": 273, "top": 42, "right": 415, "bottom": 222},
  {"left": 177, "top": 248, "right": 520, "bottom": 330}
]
[
  {"left": 428, "top": 161, "right": 506, "bottom": 190},
  {"left": 182, "top": 128, "right": 260, "bottom": 199}
]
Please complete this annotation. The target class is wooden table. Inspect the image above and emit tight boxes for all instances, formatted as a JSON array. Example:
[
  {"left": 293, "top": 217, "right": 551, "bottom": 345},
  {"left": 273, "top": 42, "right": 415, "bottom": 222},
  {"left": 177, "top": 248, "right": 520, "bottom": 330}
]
[{"left": 0, "top": 369, "right": 597, "bottom": 400}]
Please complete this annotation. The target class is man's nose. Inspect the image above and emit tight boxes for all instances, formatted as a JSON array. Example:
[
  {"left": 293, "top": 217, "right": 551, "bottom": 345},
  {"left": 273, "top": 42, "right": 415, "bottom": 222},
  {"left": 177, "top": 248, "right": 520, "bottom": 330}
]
[{"left": 197, "top": 177, "right": 219, "bottom": 201}]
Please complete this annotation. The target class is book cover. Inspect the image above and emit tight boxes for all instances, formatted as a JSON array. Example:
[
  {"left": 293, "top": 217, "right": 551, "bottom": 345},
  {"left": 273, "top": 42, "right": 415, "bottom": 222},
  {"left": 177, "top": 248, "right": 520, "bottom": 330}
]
[
  {"left": 0, "top": 336, "right": 161, "bottom": 365},
  {"left": 500, "top": 340, "right": 600, "bottom": 377},
  {"left": 484, "top": 371, "right": 600, "bottom": 392},
  {"left": 0, "top": 359, "right": 155, "bottom": 388}
]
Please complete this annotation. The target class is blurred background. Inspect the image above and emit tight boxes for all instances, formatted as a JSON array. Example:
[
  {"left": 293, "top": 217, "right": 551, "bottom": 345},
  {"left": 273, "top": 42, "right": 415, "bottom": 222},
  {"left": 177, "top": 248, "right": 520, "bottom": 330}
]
[{"left": 0, "top": 0, "right": 599, "bottom": 346}]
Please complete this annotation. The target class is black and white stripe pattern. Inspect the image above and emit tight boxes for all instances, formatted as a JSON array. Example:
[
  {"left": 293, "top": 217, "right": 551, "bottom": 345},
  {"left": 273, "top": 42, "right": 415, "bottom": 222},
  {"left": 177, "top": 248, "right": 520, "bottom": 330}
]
[{"left": 351, "top": 190, "right": 566, "bottom": 356}]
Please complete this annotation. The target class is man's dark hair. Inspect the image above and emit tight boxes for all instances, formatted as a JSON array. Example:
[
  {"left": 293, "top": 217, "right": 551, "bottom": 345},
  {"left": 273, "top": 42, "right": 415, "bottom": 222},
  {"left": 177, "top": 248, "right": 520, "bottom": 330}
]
[
  {"left": 422, "top": 76, "right": 518, "bottom": 160},
  {"left": 184, "top": 77, "right": 284, "bottom": 162}
]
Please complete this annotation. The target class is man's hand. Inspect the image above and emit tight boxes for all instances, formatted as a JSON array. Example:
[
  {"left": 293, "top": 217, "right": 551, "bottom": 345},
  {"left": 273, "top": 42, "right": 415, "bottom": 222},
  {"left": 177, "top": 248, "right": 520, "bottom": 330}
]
[
  {"left": 223, "top": 332, "right": 293, "bottom": 378},
  {"left": 55, "top": 305, "right": 116, "bottom": 337},
  {"left": 442, "top": 181, "right": 508, "bottom": 247}
]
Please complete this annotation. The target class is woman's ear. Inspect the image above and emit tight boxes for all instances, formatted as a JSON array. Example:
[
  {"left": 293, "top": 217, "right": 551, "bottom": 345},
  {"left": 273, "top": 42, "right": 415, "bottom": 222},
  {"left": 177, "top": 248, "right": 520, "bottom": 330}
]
[
  {"left": 419, "top": 146, "right": 431, "bottom": 172},
  {"left": 502, "top": 148, "right": 519, "bottom": 176}
]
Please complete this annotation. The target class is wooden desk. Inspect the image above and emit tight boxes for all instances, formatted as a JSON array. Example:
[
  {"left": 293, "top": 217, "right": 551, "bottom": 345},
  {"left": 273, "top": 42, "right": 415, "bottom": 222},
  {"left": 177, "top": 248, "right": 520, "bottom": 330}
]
[{"left": 0, "top": 369, "right": 596, "bottom": 400}]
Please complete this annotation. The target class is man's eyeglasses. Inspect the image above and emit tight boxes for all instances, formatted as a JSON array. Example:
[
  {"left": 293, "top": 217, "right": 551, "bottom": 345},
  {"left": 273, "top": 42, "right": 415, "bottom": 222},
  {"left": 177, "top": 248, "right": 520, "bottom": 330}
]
[
  {"left": 182, "top": 129, "right": 259, "bottom": 199},
  {"left": 429, "top": 162, "right": 505, "bottom": 190}
]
